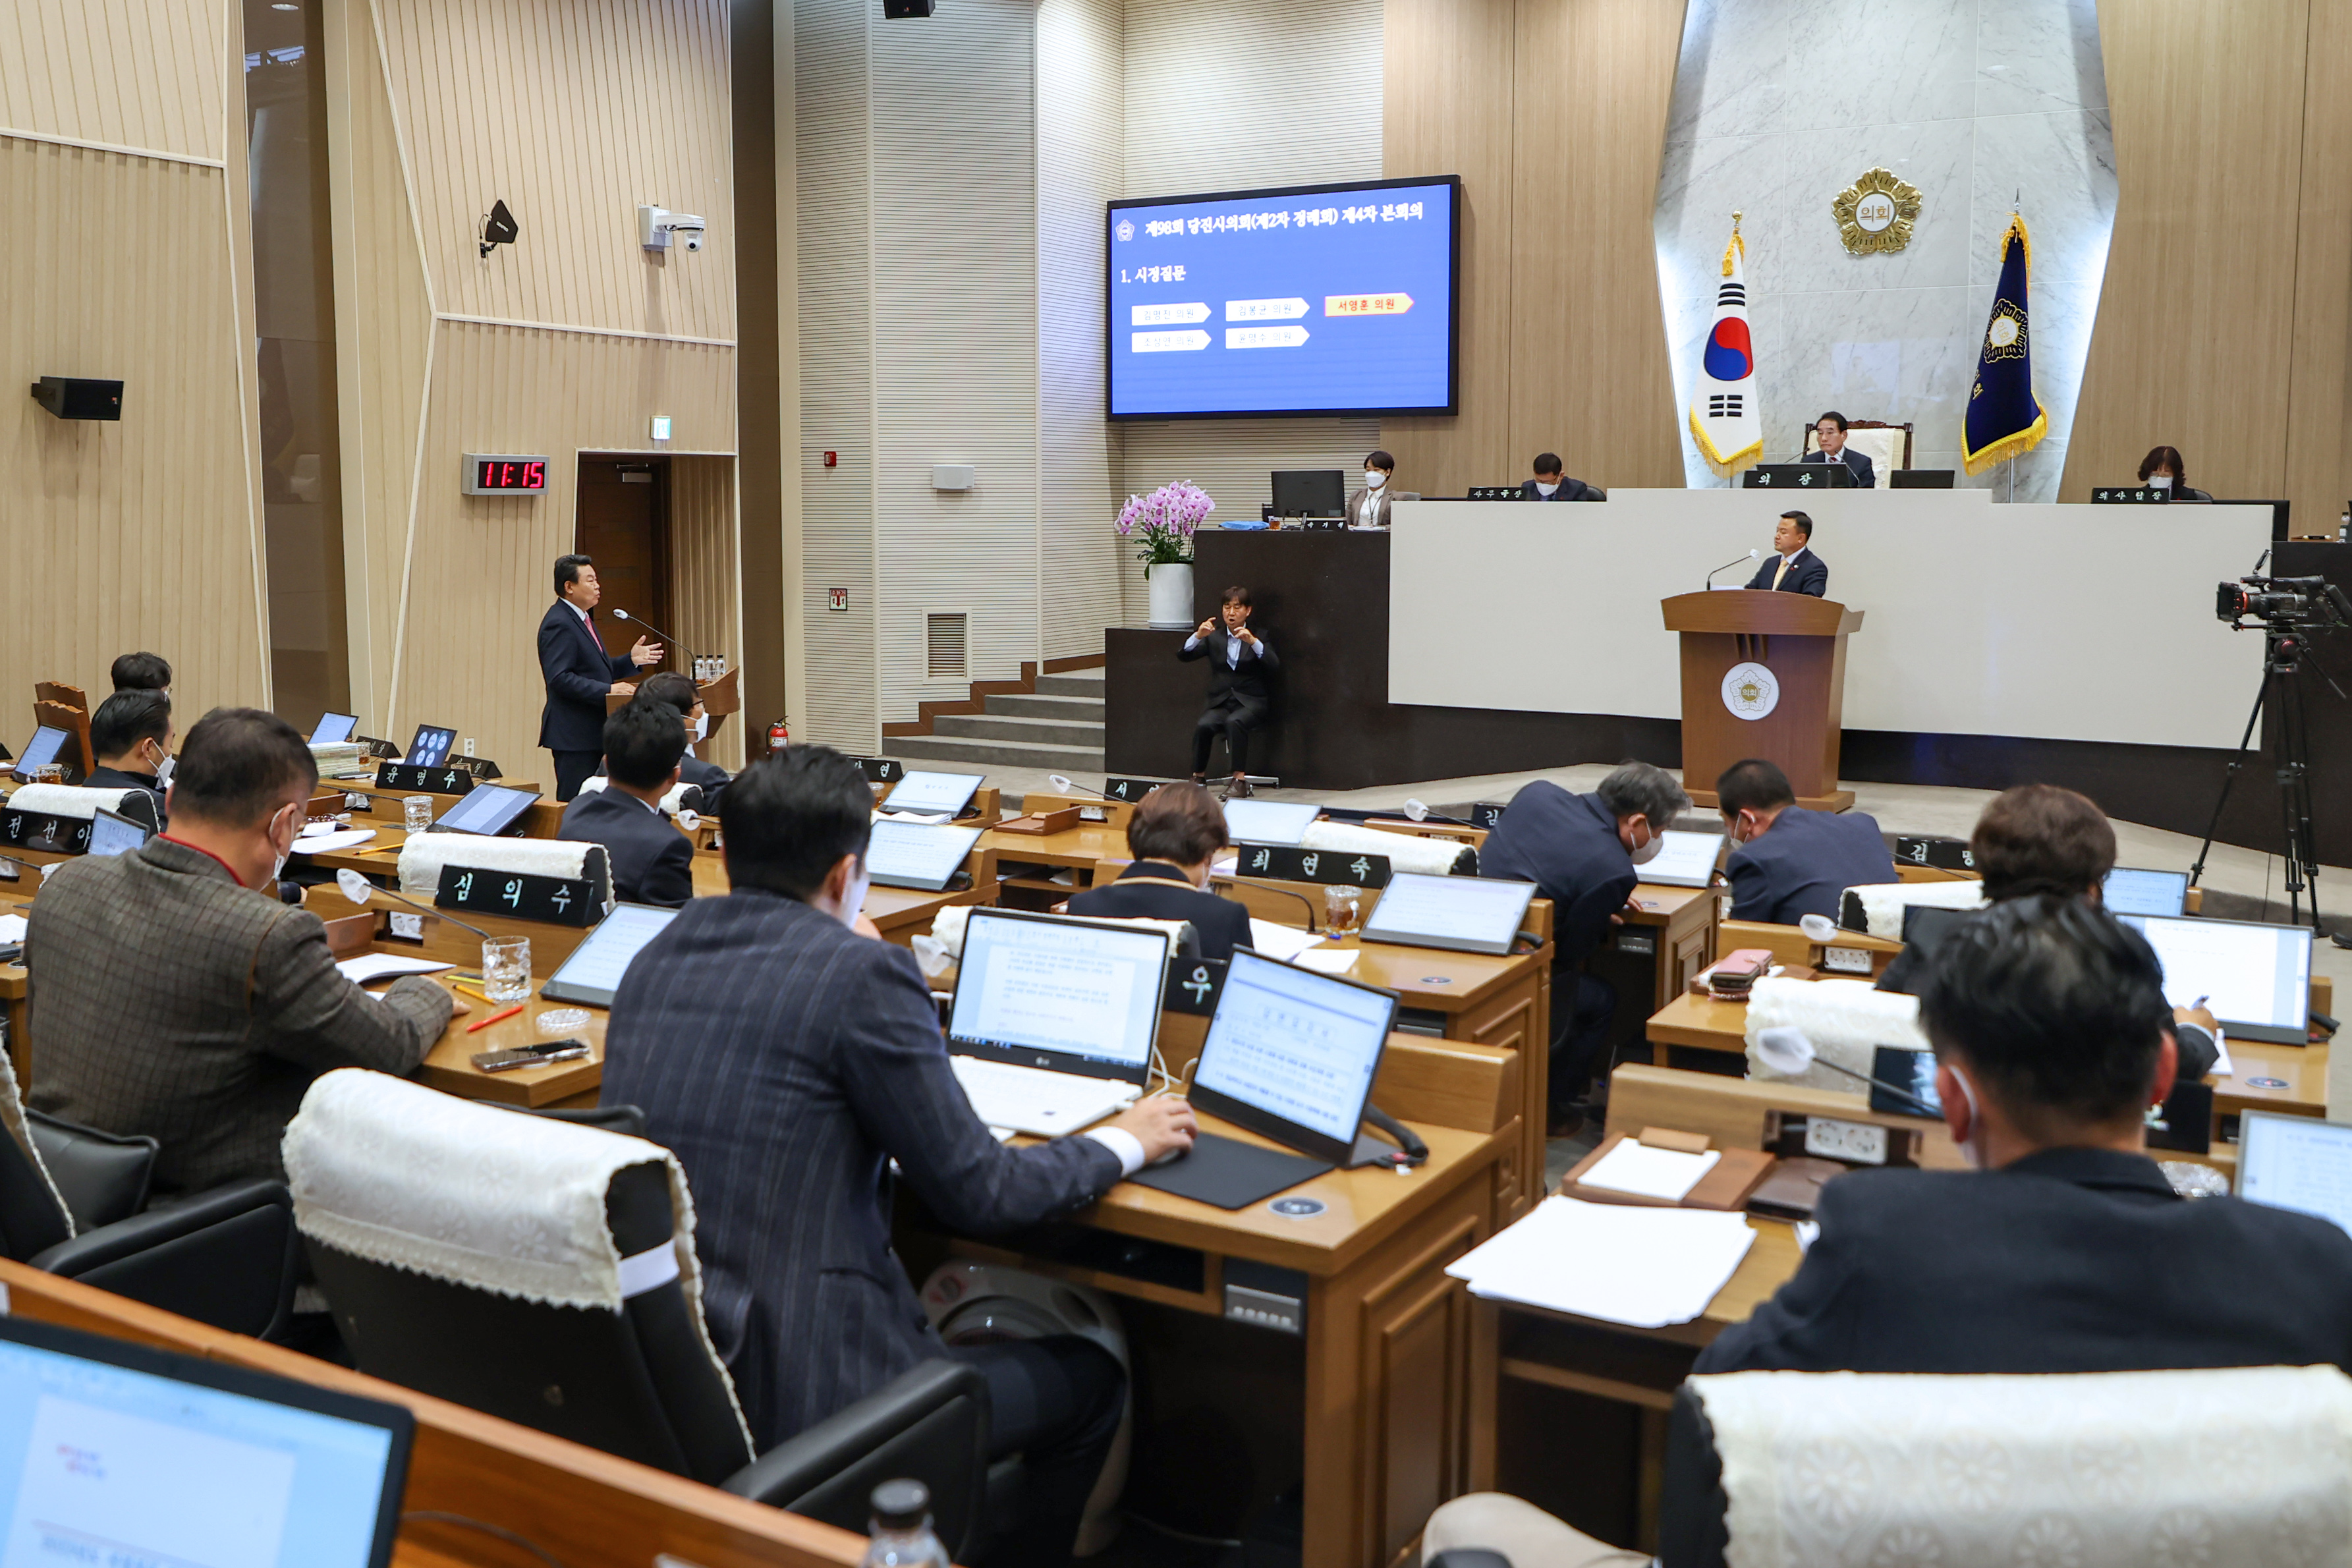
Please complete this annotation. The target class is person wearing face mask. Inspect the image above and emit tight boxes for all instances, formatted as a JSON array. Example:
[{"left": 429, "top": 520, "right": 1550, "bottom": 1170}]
[
  {"left": 23, "top": 707, "right": 451, "bottom": 1198},
  {"left": 83, "top": 688, "right": 177, "bottom": 827},
  {"left": 1518, "top": 452, "right": 1604, "bottom": 503},
  {"left": 1346, "top": 449, "right": 1397, "bottom": 528},
  {"left": 627, "top": 671, "right": 731, "bottom": 815},
  {"left": 1717, "top": 758, "right": 1891, "bottom": 926},
  {"left": 1478, "top": 761, "right": 1691, "bottom": 1134},
  {"left": 2136, "top": 444, "right": 2211, "bottom": 501}
]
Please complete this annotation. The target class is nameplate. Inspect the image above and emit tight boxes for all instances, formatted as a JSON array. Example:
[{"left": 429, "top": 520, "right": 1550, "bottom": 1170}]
[
  {"left": 1467, "top": 486, "right": 1527, "bottom": 501},
  {"left": 1232, "top": 844, "right": 1391, "bottom": 888},
  {"left": 0, "top": 810, "right": 87, "bottom": 854},
  {"left": 378, "top": 762, "right": 474, "bottom": 795},
  {"left": 1893, "top": 835, "right": 1974, "bottom": 871},
  {"left": 1469, "top": 802, "right": 1507, "bottom": 830},
  {"left": 1103, "top": 777, "right": 1160, "bottom": 803},
  {"left": 434, "top": 864, "right": 601, "bottom": 927},
  {"left": 1164, "top": 958, "right": 1226, "bottom": 1015},
  {"left": 2091, "top": 487, "right": 2171, "bottom": 504},
  {"left": 853, "top": 757, "right": 905, "bottom": 785}
]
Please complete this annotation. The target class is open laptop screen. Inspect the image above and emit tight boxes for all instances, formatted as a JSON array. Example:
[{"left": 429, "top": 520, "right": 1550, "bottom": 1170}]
[
  {"left": 0, "top": 1314, "right": 412, "bottom": 1568},
  {"left": 2238, "top": 1111, "right": 2352, "bottom": 1238},
  {"left": 404, "top": 725, "right": 457, "bottom": 767},
  {"left": 11, "top": 725, "right": 67, "bottom": 778},
  {"left": 86, "top": 806, "right": 152, "bottom": 857},
  {"left": 310, "top": 712, "right": 359, "bottom": 745},
  {"left": 864, "top": 821, "right": 984, "bottom": 890},
  {"left": 1221, "top": 800, "right": 1319, "bottom": 846},
  {"left": 432, "top": 784, "right": 539, "bottom": 837},
  {"left": 949, "top": 910, "right": 1170, "bottom": 1078},
  {"left": 2103, "top": 866, "right": 2190, "bottom": 918},
  {"left": 1190, "top": 948, "right": 1397, "bottom": 1163},
  {"left": 540, "top": 902, "right": 680, "bottom": 1006},
  {"left": 1638, "top": 831, "right": 1723, "bottom": 889},
  {"left": 882, "top": 770, "right": 983, "bottom": 817},
  {"left": 1360, "top": 871, "right": 1537, "bottom": 956},
  {"left": 2118, "top": 912, "right": 2312, "bottom": 1044}
]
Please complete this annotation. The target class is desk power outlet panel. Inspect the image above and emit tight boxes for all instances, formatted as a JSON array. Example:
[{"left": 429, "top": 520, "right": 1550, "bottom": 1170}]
[{"left": 1225, "top": 1259, "right": 1308, "bottom": 1335}]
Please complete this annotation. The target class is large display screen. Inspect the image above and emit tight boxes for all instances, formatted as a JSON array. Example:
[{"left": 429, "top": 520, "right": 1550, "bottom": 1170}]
[{"left": 1107, "top": 176, "right": 1459, "bottom": 420}]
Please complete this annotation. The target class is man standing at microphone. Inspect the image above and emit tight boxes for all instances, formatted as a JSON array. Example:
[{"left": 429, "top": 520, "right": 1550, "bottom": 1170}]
[{"left": 539, "top": 553, "right": 661, "bottom": 800}]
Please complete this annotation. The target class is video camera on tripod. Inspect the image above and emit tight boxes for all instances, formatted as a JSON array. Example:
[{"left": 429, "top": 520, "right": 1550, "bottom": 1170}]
[{"left": 2216, "top": 574, "right": 2352, "bottom": 632}]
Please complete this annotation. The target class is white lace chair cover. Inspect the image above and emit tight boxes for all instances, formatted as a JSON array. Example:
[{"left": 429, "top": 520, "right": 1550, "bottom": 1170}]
[
  {"left": 1691, "top": 1365, "right": 2352, "bottom": 1568},
  {"left": 0, "top": 1047, "right": 72, "bottom": 1237},
  {"left": 1745, "top": 976, "right": 1928, "bottom": 1093},
  {"left": 1299, "top": 820, "right": 1467, "bottom": 876},
  {"left": 4, "top": 783, "right": 149, "bottom": 821},
  {"left": 397, "top": 833, "right": 613, "bottom": 912},
  {"left": 1843, "top": 879, "right": 1985, "bottom": 940}
]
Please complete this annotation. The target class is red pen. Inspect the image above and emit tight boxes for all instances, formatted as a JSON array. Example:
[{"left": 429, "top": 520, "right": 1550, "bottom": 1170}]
[{"left": 466, "top": 1003, "right": 524, "bottom": 1033}]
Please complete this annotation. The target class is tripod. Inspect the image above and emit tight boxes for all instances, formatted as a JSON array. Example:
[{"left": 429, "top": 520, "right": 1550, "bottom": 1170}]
[{"left": 2190, "top": 628, "right": 2339, "bottom": 936}]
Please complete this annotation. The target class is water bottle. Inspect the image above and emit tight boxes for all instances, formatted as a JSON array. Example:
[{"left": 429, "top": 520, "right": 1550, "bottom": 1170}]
[{"left": 860, "top": 1478, "right": 950, "bottom": 1568}]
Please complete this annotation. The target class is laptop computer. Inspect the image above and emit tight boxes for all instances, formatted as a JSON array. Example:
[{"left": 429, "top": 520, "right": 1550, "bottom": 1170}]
[
  {"left": 540, "top": 901, "right": 681, "bottom": 1005},
  {"left": 2117, "top": 912, "right": 2313, "bottom": 1045},
  {"left": 405, "top": 724, "right": 457, "bottom": 767},
  {"left": 1189, "top": 947, "right": 1399, "bottom": 1166},
  {"left": 1359, "top": 871, "right": 1538, "bottom": 957},
  {"left": 1222, "top": 799, "right": 1320, "bottom": 847},
  {"left": 865, "top": 820, "right": 985, "bottom": 891},
  {"left": 2237, "top": 1111, "right": 2352, "bottom": 1238},
  {"left": 1637, "top": 830, "right": 1724, "bottom": 889},
  {"left": 9, "top": 724, "right": 69, "bottom": 780},
  {"left": 311, "top": 711, "right": 359, "bottom": 744},
  {"left": 86, "top": 804, "right": 153, "bottom": 857},
  {"left": 2103, "top": 866, "right": 2191, "bottom": 918},
  {"left": 946, "top": 909, "right": 1171, "bottom": 1135},
  {"left": 431, "top": 783, "right": 540, "bottom": 836},
  {"left": 0, "top": 1313, "right": 412, "bottom": 1568},
  {"left": 880, "top": 770, "right": 984, "bottom": 818}
]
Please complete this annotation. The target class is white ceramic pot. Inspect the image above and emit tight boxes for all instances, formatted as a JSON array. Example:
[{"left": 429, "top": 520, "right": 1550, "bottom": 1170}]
[{"left": 1146, "top": 560, "right": 1194, "bottom": 630}]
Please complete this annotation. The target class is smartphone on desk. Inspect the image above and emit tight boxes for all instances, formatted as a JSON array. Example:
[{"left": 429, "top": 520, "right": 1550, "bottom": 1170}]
[{"left": 471, "top": 1038, "right": 590, "bottom": 1073}]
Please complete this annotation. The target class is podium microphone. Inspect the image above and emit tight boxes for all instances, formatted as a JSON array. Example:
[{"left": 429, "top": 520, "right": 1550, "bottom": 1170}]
[
  {"left": 610, "top": 609, "right": 698, "bottom": 671},
  {"left": 1705, "top": 549, "right": 1760, "bottom": 590}
]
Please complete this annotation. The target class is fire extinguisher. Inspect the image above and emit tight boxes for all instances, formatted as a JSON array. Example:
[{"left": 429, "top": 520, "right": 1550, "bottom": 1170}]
[{"left": 767, "top": 718, "right": 790, "bottom": 757}]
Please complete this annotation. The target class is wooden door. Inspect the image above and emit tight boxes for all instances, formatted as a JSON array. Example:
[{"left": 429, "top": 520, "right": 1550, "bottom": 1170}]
[{"left": 574, "top": 459, "right": 671, "bottom": 659}]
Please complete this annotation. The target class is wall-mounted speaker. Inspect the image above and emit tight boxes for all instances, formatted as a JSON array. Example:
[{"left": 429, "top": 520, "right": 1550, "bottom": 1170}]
[
  {"left": 883, "top": 0, "right": 935, "bottom": 15},
  {"left": 31, "top": 377, "right": 123, "bottom": 420}
]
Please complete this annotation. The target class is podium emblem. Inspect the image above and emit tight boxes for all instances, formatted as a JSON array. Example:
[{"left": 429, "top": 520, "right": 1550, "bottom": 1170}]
[{"left": 1722, "top": 660, "right": 1779, "bottom": 721}]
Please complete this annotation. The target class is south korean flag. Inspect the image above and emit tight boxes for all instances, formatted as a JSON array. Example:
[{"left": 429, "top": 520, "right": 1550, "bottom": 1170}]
[{"left": 1688, "top": 220, "right": 1763, "bottom": 480}]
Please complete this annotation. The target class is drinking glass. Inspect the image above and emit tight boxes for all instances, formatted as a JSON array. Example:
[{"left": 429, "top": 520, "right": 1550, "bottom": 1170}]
[
  {"left": 1324, "top": 885, "right": 1363, "bottom": 936},
  {"left": 28, "top": 765, "right": 63, "bottom": 786},
  {"left": 403, "top": 795, "right": 434, "bottom": 833},
  {"left": 482, "top": 937, "right": 532, "bottom": 1005}
]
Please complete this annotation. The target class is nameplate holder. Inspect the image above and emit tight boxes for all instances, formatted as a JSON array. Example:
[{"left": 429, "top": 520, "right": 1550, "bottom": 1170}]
[
  {"left": 1893, "top": 835, "right": 1974, "bottom": 870},
  {"left": 1232, "top": 845, "right": 1391, "bottom": 888},
  {"left": 1164, "top": 958, "right": 1226, "bottom": 1015},
  {"left": 1467, "top": 486, "right": 1527, "bottom": 501},
  {"left": 0, "top": 810, "right": 86, "bottom": 854},
  {"left": 853, "top": 757, "right": 905, "bottom": 785},
  {"left": 1103, "top": 777, "right": 1160, "bottom": 803},
  {"left": 434, "top": 864, "right": 602, "bottom": 927},
  {"left": 2090, "top": 487, "right": 2172, "bottom": 504},
  {"left": 1469, "top": 802, "right": 1507, "bottom": 830},
  {"left": 378, "top": 762, "right": 475, "bottom": 795}
]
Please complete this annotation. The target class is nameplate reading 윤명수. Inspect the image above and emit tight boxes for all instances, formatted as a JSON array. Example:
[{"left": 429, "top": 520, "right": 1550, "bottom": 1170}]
[
  {"left": 1231, "top": 843, "right": 1392, "bottom": 888},
  {"left": 378, "top": 762, "right": 475, "bottom": 795},
  {"left": 434, "top": 864, "right": 602, "bottom": 928}
]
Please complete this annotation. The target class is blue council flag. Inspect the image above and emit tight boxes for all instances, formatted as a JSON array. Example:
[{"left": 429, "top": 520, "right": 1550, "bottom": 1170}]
[{"left": 1963, "top": 213, "right": 2047, "bottom": 474}]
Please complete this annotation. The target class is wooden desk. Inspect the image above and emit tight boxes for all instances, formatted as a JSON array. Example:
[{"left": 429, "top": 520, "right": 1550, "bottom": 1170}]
[
  {"left": 0, "top": 1262, "right": 871, "bottom": 1568},
  {"left": 1621, "top": 883, "right": 1720, "bottom": 1011},
  {"left": 385, "top": 971, "right": 608, "bottom": 1109}
]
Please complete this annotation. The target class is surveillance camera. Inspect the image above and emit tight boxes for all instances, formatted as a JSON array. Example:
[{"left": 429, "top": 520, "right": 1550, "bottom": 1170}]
[{"left": 637, "top": 204, "right": 710, "bottom": 253}]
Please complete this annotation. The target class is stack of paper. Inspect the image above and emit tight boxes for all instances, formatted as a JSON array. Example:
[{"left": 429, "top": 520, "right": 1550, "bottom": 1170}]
[
  {"left": 1247, "top": 918, "right": 1327, "bottom": 963},
  {"left": 335, "top": 954, "right": 454, "bottom": 984},
  {"left": 1578, "top": 1139, "right": 1720, "bottom": 1202},
  {"left": 0, "top": 914, "right": 26, "bottom": 945},
  {"left": 293, "top": 828, "right": 378, "bottom": 856},
  {"left": 1445, "top": 1197, "right": 1758, "bottom": 1328}
]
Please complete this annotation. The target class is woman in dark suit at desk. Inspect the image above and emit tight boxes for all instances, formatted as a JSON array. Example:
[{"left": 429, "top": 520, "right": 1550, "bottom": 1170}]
[
  {"left": 1067, "top": 782, "right": 1252, "bottom": 961},
  {"left": 2137, "top": 445, "right": 2211, "bottom": 501}
]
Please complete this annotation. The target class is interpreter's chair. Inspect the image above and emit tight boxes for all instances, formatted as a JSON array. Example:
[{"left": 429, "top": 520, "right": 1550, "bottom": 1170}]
[
  {"left": 285, "top": 1070, "right": 996, "bottom": 1557},
  {"left": 0, "top": 1057, "right": 298, "bottom": 1340},
  {"left": 1800, "top": 419, "right": 1912, "bottom": 474}
]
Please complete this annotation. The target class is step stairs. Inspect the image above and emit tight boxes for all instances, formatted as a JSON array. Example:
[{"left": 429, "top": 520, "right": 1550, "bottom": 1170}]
[{"left": 884, "top": 668, "right": 1107, "bottom": 773}]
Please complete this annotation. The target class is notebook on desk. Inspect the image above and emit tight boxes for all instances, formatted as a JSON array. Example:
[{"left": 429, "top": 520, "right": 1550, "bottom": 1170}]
[{"left": 947, "top": 909, "right": 1170, "bottom": 1136}]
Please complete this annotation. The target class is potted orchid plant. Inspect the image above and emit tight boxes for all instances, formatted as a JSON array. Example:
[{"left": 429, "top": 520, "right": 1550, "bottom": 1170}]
[{"left": 1117, "top": 480, "right": 1214, "bottom": 629}]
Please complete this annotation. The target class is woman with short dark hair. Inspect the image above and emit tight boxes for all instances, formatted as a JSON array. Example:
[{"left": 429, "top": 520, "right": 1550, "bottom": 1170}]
[
  {"left": 2136, "top": 445, "right": 2210, "bottom": 501},
  {"left": 1066, "top": 781, "right": 1252, "bottom": 959}
]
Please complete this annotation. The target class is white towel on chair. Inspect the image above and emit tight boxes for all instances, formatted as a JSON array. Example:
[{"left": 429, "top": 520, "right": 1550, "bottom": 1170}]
[
  {"left": 397, "top": 834, "right": 611, "bottom": 910},
  {"left": 1844, "top": 880, "right": 1986, "bottom": 939},
  {"left": 1745, "top": 976, "right": 1927, "bottom": 1093},
  {"left": 1299, "top": 820, "right": 1467, "bottom": 876},
  {"left": 5, "top": 783, "right": 141, "bottom": 822}
]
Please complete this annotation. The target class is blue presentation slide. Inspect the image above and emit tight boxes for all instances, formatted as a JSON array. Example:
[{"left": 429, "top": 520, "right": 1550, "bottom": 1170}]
[{"left": 1107, "top": 179, "right": 1457, "bottom": 418}]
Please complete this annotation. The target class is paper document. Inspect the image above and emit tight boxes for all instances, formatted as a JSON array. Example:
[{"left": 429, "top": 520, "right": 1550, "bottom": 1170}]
[
  {"left": 1445, "top": 1197, "right": 1758, "bottom": 1328},
  {"left": 2210, "top": 1030, "right": 2235, "bottom": 1078},
  {"left": 1291, "top": 948, "right": 1361, "bottom": 976},
  {"left": 1247, "top": 918, "right": 1326, "bottom": 962},
  {"left": 1579, "top": 1140, "right": 1721, "bottom": 1202},
  {"left": 0, "top": 914, "right": 25, "bottom": 943},
  {"left": 335, "top": 953, "right": 455, "bottom": 984},
  {"left": 292, "top": 828, "right": 378, "bottom": 855},
  {"left": 876, "top": 810, "right": 953, "bottom": 826}
]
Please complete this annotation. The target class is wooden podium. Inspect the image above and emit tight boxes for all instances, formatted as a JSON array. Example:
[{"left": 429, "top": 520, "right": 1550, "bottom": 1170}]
[{"left": 1661, "top": 592, "right": 1864, "bottom": 812}]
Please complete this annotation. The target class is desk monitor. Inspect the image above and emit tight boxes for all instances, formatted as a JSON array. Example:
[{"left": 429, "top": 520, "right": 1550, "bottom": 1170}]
[
  {"left": 540, "top": 902, "right": 681, "bottom": 1006},
  {"left": 2238, "top": 1111, "right": 2352, "bottom": 1238},
  {"left": 2103, "top": 866, "right": 2190, "bottom": 918},
  {"left": 1270, "top": 469, "right": 1345, "bottom": 517},
  {"left": 0, "top": 1313, "right": 412, "bottom": 1568},
  {"left": 1360, "top": 871, "right": 1536, "bottom": 957},
  {"left": 311, "top": 712, "right": 359, "bottom": 745},
  {"left": 431, "top": 783, "right": 540, "bottom": 837},
  {"left": 865, "top": 820, "right": 984, "bottom": 891},
  {"left": 883, "top": 770, "right": 984, "bottom": 818},
  {"left": 1638, "top": 830, "right": 1723, "bottom": 889},
  {"left": 1221, "top": 799, "right": 1319, "bottom": 847},
  {"left": 1868, "top": 1045, "right": 1944, "bottom": 1117},
  {"left": 1190, "top": 947, "right": 1397, "bottom": 1165},
  {"left": 404, "top": 724, "right": 457, "bottom": 767},
  {"left": 1742, "top": 462, "right": 1852, "bottom": 490},
  {"left": 86, "top": 806, "right": 152, "bottom": 857},
  {"left": 947, "top": 909, "right": 1169, "bottom": 1081},
  {"left": 10, "top": 725, "right": 68, "bottom": 779},
  {"left": 2118, "top": 912, "right": 2312, "bottom": 1045}
]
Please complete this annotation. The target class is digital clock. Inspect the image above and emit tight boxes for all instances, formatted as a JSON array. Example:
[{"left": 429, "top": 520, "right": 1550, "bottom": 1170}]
[{"left": 462, "top": 454, "right": 549, "bottom": 495}]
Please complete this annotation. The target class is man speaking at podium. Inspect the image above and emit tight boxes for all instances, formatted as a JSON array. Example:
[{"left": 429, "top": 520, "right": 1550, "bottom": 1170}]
[
  {"left": 540, "top": 553, "right": 661, "bottom": 800},
  {"left": 1745, "top": 511, "right": 1827, "bottom": 596}
]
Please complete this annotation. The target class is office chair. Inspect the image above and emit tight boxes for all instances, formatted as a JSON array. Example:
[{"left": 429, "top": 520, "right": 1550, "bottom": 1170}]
[
  {"left": 286, "top": 1070, "right": 995, "bottom": 1556},
  {"left": 0, "top": 1086, "right": 298, "bottom": 1340}
]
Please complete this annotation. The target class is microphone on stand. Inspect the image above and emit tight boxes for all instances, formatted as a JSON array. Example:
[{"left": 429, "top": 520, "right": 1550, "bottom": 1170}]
[
  {"left": 1706, "top": 549, "right": 1761, "bottom": 590},
  {"left": 610, "top": 609, "right": 699, "bottom": 673}
]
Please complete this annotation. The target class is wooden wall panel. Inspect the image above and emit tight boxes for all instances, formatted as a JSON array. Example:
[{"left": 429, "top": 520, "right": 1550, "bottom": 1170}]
[
  {"left": 2066, "top": 0, "right": 2310, "bottom": 504},
  {"left": 1380, "top": 0, "right": 1515, "bottom": 501},
  {"left": 669, "top": 453, "right": 748, "bottom": 770},
  {"left": 2284, "top": 0, "right": 2352, "bottom": 534},
  {"left": 0, "top": 0, "right": 228, "bottom": 161},
  {"left": 0, "top": 2, "right": 269, "bottom": 727}
]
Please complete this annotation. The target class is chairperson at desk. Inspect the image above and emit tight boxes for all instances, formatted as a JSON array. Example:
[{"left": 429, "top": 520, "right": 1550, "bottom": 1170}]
[{"left": 1801, "top": 410, "right": 1876, "bottom": 486}]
